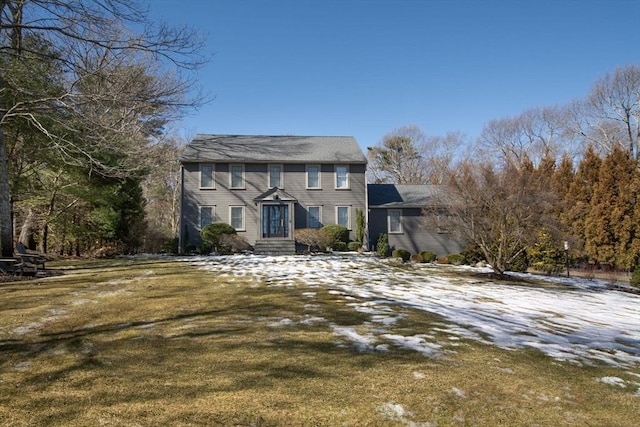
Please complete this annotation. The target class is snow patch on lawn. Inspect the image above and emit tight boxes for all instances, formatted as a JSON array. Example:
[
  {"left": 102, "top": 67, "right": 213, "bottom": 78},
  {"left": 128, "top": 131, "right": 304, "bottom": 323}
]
[
  {"left": 377, "top": 402, "right": 434, "bottom": 426},
  {"left": 598, "top": 376, "right": 627, "bottom": 388},
  {"left": 331, "top": 325, "right": 378, "bottom": 352},
  {"left": 190, "top": 255, "right": 640, "bottom": 367},
  {"left": 13, "top": 308, "right": 67, "bottom": 336}
]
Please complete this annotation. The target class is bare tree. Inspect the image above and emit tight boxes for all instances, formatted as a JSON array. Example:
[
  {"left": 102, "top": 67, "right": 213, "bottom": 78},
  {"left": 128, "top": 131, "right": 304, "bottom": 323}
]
[
  {"left": 430, "top": 159, "right": 557, "bottom": 275},
  {"left": 477, "top": 107, "right": 567, "bottom": 167},
  {"left": 588, "top": 64, "right": 640, "bottom": 160},
  {"left": 142, "top": 135, "right": 185, "bottom": 252},
  {"left": 564, "top": 65, "right": 640, "bottom": 161},
  {"left": 423, "top": 131, "right": 467, "bottom": 184},
  {"left": 0, "top": 0, "right": 206, "bottom": 256},
  {"left": 367, "top": 125, "right": 464, "bottom": 184}
]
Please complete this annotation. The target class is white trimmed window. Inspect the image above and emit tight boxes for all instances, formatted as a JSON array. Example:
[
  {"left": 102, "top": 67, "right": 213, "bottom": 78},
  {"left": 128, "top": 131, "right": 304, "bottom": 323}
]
[
  {"left": 230, "top": 206, "right": 245, "bottom": 231},
  {"left": 388, "top": 209, "right": 402, "bottom": 234},
  {"left": 336, "top": 206, "right": 351, "bottom": 229},
  {"left": 268, "top": 164, "right": 283, "bottom": 188},
  {"left": 335, "top": 165, "right": 349, "bottom": 189},
  {"left": 306, "top": 165, "right": 321, "bottom": 189},
  {"left": 308, "top": 206, "right": 321, "bottom": 229},
  {"left": 200, "top": 164, "right": 214, "bottom": 189},
  {"left": 199, "top": 206, "right": 215, "bottom": 229},
  {"left": 230, "top": 164, "right": 245, "bottom": 189}
]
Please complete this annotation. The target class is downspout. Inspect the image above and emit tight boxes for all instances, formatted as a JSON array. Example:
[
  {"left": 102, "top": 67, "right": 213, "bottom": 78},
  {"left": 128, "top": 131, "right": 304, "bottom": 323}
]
[
  {"left": 178, "top": 164, "right": 184, "bottom": 254},
  {"left": 364, "top": 163, "right": 370, "bottom": 251}
]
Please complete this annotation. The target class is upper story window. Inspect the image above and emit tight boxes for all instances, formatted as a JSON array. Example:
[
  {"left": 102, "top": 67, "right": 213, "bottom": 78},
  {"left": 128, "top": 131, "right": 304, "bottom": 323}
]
[
  {"left": 200, "top": 164, "right": 214, "bottom": 189},
  {"left": 388, "top": 209, "right": 402, "bottom": 234},
  {"left": 199, "top": 205, "right": 214, "bottom": 229},
  {"left": 230, "top": 164, "right": 245, "bottom": 189},
  {"left": 306, "top": 165, "right": 321, "bottom": 189},
  {"left": 335, "top": 165, "right": 349, "bottom": 189},
  {"left": 269, "top": 164, "right": 283, "bottom": 188}
]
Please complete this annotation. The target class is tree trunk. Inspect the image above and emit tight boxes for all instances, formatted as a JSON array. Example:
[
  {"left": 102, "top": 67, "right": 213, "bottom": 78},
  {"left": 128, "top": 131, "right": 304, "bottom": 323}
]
[
  {"left": 0, "top": 129, "right": 14, "bottom": 257},
  {"left": 18, "top": 207, "right": 35, "bottom": 245}
]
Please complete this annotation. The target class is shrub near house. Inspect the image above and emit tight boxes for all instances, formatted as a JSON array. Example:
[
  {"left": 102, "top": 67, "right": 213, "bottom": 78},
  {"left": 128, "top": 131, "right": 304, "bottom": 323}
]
[
  {"left": 295, "top": 228, "right": 333, "bottom": 252},
  {"left": 200, "top": 222, "right": 236, "bottom": 254}
]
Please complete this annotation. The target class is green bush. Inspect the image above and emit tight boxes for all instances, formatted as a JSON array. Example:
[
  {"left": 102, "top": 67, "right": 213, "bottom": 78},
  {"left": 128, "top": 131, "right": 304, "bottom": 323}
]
[
  {"left": 461, "top": 243, "right": 484, "bottom": 264},
  {"left": 201, "top": 222, "right": 237, "bottom": 252},
  {"left": 419, "top": 251, "right": 437, "bottom": 263},
  {"left": 347, "top": 241, "right": 361, "bottom": 251},
  {"left": 527, "top": 230, "right": 565, "bottom": 275},
  {"left": 333, "top": 241, "right": 348, "bottom": 251},
  {"left": 447, "top": 253, "right": 465, "bottom": 265},
  {"left": 321, "top": 224, "right": 350, "bottom": 244},
  {"left": 161, "top": 237, "right": 179, "bottom": 254},
  {"left": 507, "top": 250, "right": 529, "bottom": 273},
  {"left": 392, "top": 249, "right": 411, "bottom": 262},
  {"left": 197, "top": 242, "right": 212, "bottom": 255},
  {"left": 376, "top": 233, "right": 389, "bottom": 257},
  {"left": 355, "top": 208, "right": 365, "bottom": 245},
  {"left": 631, "top": 264, "right": 640, "bottom": 288}
]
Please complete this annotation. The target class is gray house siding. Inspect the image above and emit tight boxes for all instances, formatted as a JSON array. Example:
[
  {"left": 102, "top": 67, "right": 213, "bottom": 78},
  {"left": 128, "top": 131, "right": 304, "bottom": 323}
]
[
  {"left": 367, "top": 209, "right": 388, "bottom": 251},
  {"left": 369, "top": 207, "right": 465, "bottom": 256},
  {"left": 181, "top": 159, "right": 367, "bottom": 249},
  {"left": 367, "top": 184, "right": 466, "bottom": 257}
]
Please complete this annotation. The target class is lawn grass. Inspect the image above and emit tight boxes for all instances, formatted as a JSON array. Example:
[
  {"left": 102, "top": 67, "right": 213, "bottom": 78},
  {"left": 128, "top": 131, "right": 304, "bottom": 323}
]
[{"left": 0, "top": 257, "right": 638, "bottom": 426}]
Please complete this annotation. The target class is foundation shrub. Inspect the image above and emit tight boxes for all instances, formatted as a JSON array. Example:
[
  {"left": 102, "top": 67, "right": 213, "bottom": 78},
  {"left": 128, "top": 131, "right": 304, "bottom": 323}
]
[
  {"left": 392, "top": 249, "right": 411, "bottom": 262},
  {"left": 420, "top": 251, "right": 437, "bottom": 263},
  {"left": 376, "top": 233, "right": 389, "bottom": 257},
  {"left": 321, "top": 224, "right": 350, "bottom": 244},
  {"left": 410, "top": 253, "right": 424, "bottom": 263},
  {"left": 333, "top": 241, "right": 348, "bottom": 251},
  {"left": 295, "top": 228, "right": 333, "bottom": 252},
  {"left": 347, "top": 241, "right": 362, "bottom": 251},
  {"left": 447, "top": 253, "right": 465, "bottom": 265}
]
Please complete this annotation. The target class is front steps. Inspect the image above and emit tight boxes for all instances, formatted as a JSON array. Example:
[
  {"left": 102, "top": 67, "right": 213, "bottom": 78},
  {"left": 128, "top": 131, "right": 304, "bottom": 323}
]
[{"left": 253, "top": 240, "right": 296, "bottom": 256}]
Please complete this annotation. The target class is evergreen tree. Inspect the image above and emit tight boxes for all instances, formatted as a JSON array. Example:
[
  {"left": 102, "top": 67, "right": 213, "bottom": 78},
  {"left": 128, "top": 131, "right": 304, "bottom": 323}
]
[
  {"left": 553, "top": 154, "right": 575, "bottom": 231},
  {"left": 553, "top": 154, "right": 575, "bottom": 204},
  {"left": 565, "top": 146, "right": 601, "bottom": 258},
  {"left": 584, "top": 146, "right": 637, "bottom": 269},
  {"left": 527, "top": 229, "right": 566, "bottom": 275}
]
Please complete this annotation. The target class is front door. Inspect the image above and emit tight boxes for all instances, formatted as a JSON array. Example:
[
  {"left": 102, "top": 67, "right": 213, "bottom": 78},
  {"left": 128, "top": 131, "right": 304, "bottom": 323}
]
[{"left": 262, "top": 204, "right": 289, "bottom": 238}]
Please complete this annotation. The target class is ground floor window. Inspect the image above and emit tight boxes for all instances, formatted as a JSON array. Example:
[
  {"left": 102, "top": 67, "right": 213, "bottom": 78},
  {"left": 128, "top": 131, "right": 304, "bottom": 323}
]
[
  {"left": 308, "top": 206, "right": 321, "bottom": 228},
  {"left": 230, "top": 206, "right": 245, "bottom": 231},
  {"left": 199, "top": 206, "right": 214, "bottom": 229},
  {"left": 388, "top": 209, "right": 402, "bottom": 233},
  {"left": 336, "top": 206, "right": 351, "bottom": 229}
]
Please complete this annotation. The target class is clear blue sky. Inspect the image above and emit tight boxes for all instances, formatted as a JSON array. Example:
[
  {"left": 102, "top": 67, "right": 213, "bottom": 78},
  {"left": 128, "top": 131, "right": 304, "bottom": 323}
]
[{"left": 149, "top": 0, "right": 640, "bottom": 150}]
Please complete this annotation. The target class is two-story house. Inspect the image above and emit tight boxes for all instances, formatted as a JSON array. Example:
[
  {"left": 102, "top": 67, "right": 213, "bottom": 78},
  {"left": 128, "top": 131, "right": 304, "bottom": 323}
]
[{"left": 179, "top": 134, "right": 368, "bottom": 254}]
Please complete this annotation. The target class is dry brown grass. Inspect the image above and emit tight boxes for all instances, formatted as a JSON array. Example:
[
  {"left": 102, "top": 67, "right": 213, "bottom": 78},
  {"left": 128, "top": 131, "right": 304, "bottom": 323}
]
[{"left": 0, "top": 257, "right": 638, "bottom": 426}]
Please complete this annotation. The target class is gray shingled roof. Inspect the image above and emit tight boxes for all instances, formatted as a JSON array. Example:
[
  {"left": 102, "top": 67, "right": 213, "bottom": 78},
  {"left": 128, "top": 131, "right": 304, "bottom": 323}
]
[
  {"left": 181, "top": 134, "right": 367, "bottom": 164},
  {"left": 367, "top": 184, "right": 448, "bottom": 208}
]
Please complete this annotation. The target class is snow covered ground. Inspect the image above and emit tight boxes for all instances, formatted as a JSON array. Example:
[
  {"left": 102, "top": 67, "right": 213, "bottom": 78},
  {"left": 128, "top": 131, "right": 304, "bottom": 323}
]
[{"left": 188, "top": 254, "right": 640, "bottom": 368}]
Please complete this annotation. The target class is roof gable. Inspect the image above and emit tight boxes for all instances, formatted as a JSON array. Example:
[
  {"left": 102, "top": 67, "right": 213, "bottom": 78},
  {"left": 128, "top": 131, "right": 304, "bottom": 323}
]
[
  {"left": 253, "top": 187, "right": 297, "bottom": 202},
  {"left": 181, "top": 134, "right": 367, "bottom": 164}
]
